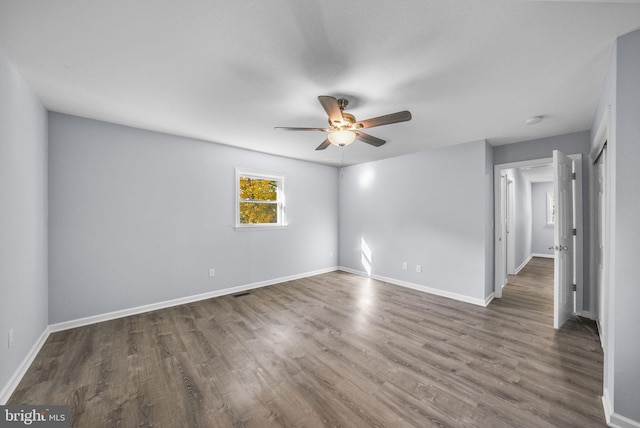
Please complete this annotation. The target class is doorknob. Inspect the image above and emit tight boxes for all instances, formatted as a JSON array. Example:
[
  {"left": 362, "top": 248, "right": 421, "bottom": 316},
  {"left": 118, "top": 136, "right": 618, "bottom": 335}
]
[{"left": 549, "top": 246, "right": 556, "bottom": 250}]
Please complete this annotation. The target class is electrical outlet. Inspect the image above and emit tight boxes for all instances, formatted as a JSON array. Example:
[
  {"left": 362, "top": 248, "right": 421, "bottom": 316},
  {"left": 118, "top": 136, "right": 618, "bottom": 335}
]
[
  {"left": 208, "top": 269, "right": 215, "bottom": 278},
  {"left": 8, "top": 328, "right": 14, "bottom": 349},
  {"left": 416, "top": 265, "right": 422, "bottom": 273},
  {"left": 402, "top": 261, "right": 408, "bottom": 270}
]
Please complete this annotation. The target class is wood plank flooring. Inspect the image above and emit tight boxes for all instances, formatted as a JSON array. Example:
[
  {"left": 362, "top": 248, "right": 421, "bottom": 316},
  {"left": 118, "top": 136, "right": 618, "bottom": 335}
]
[{"left": 9, "top": 258, "right": 605, "bottom": 427}]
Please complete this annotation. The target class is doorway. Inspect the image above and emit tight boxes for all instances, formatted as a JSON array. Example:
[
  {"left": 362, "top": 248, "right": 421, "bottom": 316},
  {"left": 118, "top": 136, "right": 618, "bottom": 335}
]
[{"left": 493, "top": 155, "right": 584, "bottom": 328}]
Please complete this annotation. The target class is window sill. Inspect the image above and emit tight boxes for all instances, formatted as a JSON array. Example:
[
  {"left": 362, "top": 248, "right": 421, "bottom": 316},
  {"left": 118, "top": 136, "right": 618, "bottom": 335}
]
[{"left": 234, "top": 224, "right": 288, "bottom": 231}]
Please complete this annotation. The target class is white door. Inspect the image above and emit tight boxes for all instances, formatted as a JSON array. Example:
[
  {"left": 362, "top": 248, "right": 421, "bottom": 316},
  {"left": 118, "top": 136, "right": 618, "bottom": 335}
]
[{"left": 553, "top": 150, "right": 574, "bottom": 329}]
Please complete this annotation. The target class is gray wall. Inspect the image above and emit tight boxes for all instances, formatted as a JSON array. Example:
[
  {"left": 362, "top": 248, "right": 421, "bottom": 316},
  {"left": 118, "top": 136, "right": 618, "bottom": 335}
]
[
  {"left": 592, "top": 28, "right": 640, "bottom": 424},
  {"left": 493, "top": 131, "right": 591, "bottom": 310},
  {"left": 338, "top": 139, "right": 493, "bottom": 302},
  {"left": 48, "top": 113, "right": 339, "bottom": 323},
  {"left": 612, "top": 29, "right": 640, "bottom": 422},
  {"left": 0, "top": 53, "right": 49, "bottom": 399},
  {"left": 531, "top": 182, "right": 554, "bottom": 256}
]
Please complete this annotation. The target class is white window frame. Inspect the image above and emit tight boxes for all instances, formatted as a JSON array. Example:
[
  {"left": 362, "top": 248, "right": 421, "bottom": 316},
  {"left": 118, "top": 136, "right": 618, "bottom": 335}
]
[
  {"left": 235, "top": 168, "right": 287, "bottom": 230},
  {"left": 546, "top": 192, "right": 556, "bottom": 226}
]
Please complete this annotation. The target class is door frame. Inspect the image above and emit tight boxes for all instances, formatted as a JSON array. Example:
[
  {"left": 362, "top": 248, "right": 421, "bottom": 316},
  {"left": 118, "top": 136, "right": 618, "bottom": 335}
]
[
  {"left": 589, "top": 105, "right": 612, "bottom": 413},
  {"left": 590, "top": 105, "right": 610, "bottom": 346},
  {"left": 496, "top": 174, "right": 508, "bottom": 298},
  {"left": 506, "top": 178, "right": 515, "bottom": 275},
  {"left": 493, "top": 156, "right": 584, "bottom": 318}
]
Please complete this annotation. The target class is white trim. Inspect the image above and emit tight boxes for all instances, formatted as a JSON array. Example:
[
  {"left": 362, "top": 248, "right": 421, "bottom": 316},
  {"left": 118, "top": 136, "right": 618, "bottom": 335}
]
[
  {"left": 531, "top": 253, "right": 555, "bottom": 259},
  {"left": 0, "top": 327, "right": 51, "bottom": 405},
  {"left": 609, "top": 413, "right": 640, "bottom": 428},
  {"left": 514, "top": 255, "right": 533, "bottom": 275},
  {"left": 603, "top": 391, "right": 614, "bottom": 426},
  {"left": 603, "top": 390, "right": 640, "bottom": 428},
  {"left": 339, "top": 266, "right": 490, "bottom": 307},
  {"left": 577, "top": 309, "right": 593, "bottom": 320},
  {"left": 546, "top": 191, "right": 556, "bottom": 226},
  {"left": 507, "top": 178, "right": 516, "bottom": 275},
  {"left": 495, "top": 173, "right": 507, "bottom": 298},
  {"left": 571, "top": 153, "right": 584, "bottom": 315},
  {"left": 234, "top": 224, "right": 288, "bottom": 231},
  {"left": 50, "top": 266, "right": 338, "bottom": 333},
  {"left": 484, "top": 292, "right": 495, "bottom": 306},
  {"left": 591, "top": 105, "right": 610, "bottom": 163},
  {"left": 597, "top": 319, "right": 605, "bottom": 347}
]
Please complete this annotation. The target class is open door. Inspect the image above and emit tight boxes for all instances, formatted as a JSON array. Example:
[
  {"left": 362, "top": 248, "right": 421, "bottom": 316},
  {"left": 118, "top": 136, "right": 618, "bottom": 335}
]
[{"left": 553, "top": 150, "right": 574, "bottom": 329}]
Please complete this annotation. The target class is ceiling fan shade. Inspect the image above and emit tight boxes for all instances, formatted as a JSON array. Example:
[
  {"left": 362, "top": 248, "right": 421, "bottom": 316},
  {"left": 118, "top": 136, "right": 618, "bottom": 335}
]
[
  {"left": 328, "top": 130, "right": 357, "bottom": 146},
  {"left": 276, "top": 95, "right": 411, "bottom": 151}
]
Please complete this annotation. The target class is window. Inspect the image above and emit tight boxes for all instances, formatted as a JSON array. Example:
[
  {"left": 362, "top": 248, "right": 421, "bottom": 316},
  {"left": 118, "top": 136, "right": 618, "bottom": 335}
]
[
  {"left": 546, "top": 192, "right": 556, "bottom": 225},
  {"left": 235, "top": 169, "right": 286, "bottom": 229}
]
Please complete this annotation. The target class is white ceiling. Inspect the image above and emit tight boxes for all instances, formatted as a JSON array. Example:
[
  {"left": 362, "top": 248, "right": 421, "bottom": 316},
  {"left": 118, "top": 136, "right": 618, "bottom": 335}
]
[{"left": 1, "top": 1, "right": 640, "bottom": 166}]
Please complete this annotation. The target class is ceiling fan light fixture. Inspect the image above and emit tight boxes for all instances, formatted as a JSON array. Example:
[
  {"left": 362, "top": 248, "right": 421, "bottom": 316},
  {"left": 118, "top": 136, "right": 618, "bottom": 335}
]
[{"left": 328, "top": 130, "right": 356, "bottom": 146}]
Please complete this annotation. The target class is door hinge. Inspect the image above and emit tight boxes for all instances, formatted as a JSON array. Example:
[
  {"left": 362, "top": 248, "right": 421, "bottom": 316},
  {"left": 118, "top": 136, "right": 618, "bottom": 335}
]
[
  {"left": 572, "top": 172, "right": 577, "bottom": 180},
  {"left": 572, "top": 229, "right": 577, "bottom": 236},
  {"left": 572, "top": 284, "right": 577, "bottom": 292}
]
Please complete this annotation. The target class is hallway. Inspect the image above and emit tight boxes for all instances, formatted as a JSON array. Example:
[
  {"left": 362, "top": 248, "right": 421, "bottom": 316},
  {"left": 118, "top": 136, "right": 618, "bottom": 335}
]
[{"left": 504, "top": 257, "right": 555, "bottom": 317}]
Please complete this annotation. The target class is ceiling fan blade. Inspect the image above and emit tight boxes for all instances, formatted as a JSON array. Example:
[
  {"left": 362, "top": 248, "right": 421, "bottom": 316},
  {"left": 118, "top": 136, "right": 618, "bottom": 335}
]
[
  {"left": 355, "top": 110, "right": 412, "bottom": 129},
  {"left": 356, "top": 132, "right": 386, "bottom": 147},
  {"left": 318, "top": 96, "right": 343, "bottom": 125},
  {"left": 275, "top": 127, "right": 329, "bottom": 131},
  {"left": 315, "top": 138, "right": 331, "bottom": 151}
]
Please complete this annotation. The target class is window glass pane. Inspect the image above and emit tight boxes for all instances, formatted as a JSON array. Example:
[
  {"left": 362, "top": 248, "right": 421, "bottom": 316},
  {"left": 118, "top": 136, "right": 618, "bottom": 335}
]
[
  {"left": 239, "top": 177, "right": 277, "bottom": 201},
  {"left": 239, "top": 202, "right": 278, "bottom": 224}
]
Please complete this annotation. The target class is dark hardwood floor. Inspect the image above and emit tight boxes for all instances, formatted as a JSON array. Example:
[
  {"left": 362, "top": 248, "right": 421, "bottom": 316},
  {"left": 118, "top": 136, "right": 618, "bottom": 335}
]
[{"left": 9, "top": 258, "right": 605, "bottom": 427}]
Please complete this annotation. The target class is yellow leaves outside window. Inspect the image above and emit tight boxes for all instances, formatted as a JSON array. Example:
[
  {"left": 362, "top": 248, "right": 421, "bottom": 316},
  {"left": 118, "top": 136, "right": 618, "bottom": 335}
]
[{"left": 239, "top": 177, "right": 279, "bottom": 224}]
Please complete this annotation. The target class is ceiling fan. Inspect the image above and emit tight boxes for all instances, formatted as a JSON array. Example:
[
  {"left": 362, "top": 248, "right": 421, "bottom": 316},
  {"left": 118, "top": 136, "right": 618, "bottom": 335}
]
[{"left": 275, "top": 96, "right": 412, "bottom": 150}]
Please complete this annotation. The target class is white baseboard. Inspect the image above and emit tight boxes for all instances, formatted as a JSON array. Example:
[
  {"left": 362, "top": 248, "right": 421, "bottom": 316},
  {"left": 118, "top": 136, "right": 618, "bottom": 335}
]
[
  {"left": 597, "top": 319, "right": 605, "bottom": 350},
  {"left": 603, "top": 390, "right": 640, "bottom": 428},
  {"left": 339, "top": 266, "right": 489, "bottom": 307},
  {"left": 610, "top": 413, "right": 640, "bottom": 428},
  {"left": 514, "top": 255, "right": 533, "bottom": 275},
  {"left": 2, "top": 267, "right": 338, "bottom": 403},
  {"left": 531, "top": 253, "right": 555, "bottom": 259},
  {"left": 577, "top": 309, "right": 594, "bottom": 320},
  {"left": 50, "top": 266, "right": 339, "bottom": 333},
  {"left": 513, "top": 254, "right": 554, "bottom": 276},
  {"left": 484, "top": 292, "right": 495, "bottom": 306},
  {"left": 0, "top": 326, "right": 51, "bottom": 405}
]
